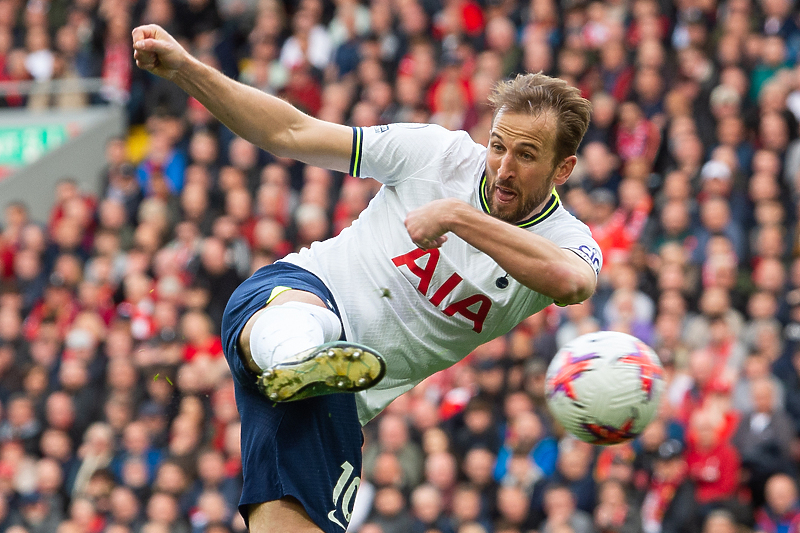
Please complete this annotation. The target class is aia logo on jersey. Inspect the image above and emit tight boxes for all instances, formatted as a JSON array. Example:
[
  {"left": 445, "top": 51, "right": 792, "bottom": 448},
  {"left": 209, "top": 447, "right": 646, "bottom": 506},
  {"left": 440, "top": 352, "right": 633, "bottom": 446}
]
[
  {"left": 547, "top": 352, "right": 598, "bottom": 400},
  {"left": 618, "top": 343, "right": 662, "bottom": 400},
  {"left": 392, "top": 248, "right": 491, "bottom": 333}
]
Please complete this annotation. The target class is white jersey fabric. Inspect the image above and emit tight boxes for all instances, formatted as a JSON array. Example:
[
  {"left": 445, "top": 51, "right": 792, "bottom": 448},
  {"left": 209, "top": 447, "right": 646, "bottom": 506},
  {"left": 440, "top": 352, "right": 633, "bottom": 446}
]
[{"left": 281, "top": 124, "right": 602, "bottom": 425}]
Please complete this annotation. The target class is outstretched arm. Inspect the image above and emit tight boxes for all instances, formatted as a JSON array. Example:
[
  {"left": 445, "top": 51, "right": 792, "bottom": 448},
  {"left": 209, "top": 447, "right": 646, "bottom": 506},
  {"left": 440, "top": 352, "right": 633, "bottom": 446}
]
[
  {"left": 404, "top": 198, "right": 597, "bottom": 305},
  {"left": 132, "top": 24, "right": 353, "bottom": 172}
]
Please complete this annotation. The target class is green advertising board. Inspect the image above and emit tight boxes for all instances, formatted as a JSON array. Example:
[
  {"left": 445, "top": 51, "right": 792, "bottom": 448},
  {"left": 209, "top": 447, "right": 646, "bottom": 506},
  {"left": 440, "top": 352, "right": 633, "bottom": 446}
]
[{"left": 0, "top": 125, "right": 69, "bottom": 167}]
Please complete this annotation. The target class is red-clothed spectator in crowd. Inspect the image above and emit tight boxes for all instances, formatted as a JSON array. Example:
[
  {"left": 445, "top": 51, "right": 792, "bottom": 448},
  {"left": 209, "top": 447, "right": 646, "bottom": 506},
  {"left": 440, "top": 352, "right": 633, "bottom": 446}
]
[
  {"left": 589, "top": 178, "right": 651, "bottom": 267},
  {"left": 181, "top": 309, "right": 223, "bottom": 362},
  {"left": 685, "top": 408, "right": 742, "bottom": 506},
  {"left": 615, "top": 102, "right": 661, "bottom": 166},
  {"left": 23, "top": 273, "right": 81, "bottom": 341}
]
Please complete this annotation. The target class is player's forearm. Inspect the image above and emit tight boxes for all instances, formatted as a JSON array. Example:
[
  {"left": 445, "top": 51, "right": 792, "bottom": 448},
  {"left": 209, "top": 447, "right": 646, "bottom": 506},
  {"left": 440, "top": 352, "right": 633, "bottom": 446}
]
[
  {"left": 445, "top": 201, "right": 595, "bottom": 304},
  {"left": 172, "top": 57, "right": 308, "bottom": 158}
]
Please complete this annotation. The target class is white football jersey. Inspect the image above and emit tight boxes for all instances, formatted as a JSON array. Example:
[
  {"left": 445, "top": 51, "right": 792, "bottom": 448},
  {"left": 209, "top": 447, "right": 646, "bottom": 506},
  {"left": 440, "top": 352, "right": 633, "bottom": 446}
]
[{"left": 281, "top": 124, "right": 602, "bottom": 424}]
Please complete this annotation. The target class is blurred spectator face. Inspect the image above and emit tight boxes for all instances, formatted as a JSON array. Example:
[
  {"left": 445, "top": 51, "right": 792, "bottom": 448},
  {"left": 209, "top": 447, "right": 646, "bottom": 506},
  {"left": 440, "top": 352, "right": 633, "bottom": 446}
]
[
  {"left": 181, "top": 183, "right": 209, "bottom": 220},
  {"left": 146, "top": 492, "right": 179, "bottom": 524},
  {"left": 752, "top": 149, "right": 781, "bottom": 177},
  {"left": 104, "top": 396, "right": 133, "bottom": 434},
  {"left": 660, "top": 200, "right": 690, "bottom": 236},
  {"left": 378, "top": 414, "right": 409, "bottom": 452},
  {"left": 36, "top": 457, "right": 64, "bottom": 495},
  {"left": 764, "top": 473, "right": 798, "bottom": 514},
  {"left": 40, "top": 428, "right": 73, "bottom": 461},
  {"left": 653, "top": 449, "right": 685, "bottom": 482},
  {"left": 110, "top": 486, "right": 141, "bottom": 525},
  {"left": 169, "top": 416, "right": 201, "bottom": 455},
  {"left": 123, "top": 421, "right": 151, "bottom": 455},
  {"left": 0, "top": 307, "right": 21, "bottom": 341},
  {"left": 522, "top": 40, "right": 553, "bottom": 74},
  {"left": 58, "top": 359, "right": 89, "bottom": 392},
  {"left": 750, "top": 172, "right": 781, "bottom": 203},
  {"left": 410, "top": 398, "right": 439, "bottom": 434},
  {"left": 597, "top": 479, "right": 627, "bottom": 511},
  {"left": 197, "top": 491, "right": 228, "bottom": 523},
  {"left": 225, "top": 188, "right": 253, "bottom": 222},
  {"left": 634, "top": 67, "right": 664, "bottom": 103},
  {"left": 201, "top": 237, "right": 229, "bottom": 274},
  {"left": 485, "top": 17, "right": 517, "bottom": 54},
  {"left": 373, "top": 486, "right": 406, "bottom": 518},
  {"left": 751, "top": 378, "right": 776, "bottom": 413},
  {"left": 69, "top": 497, "right": 99, "bottom": 530},
  {"left": 543, "top": 486, "right": 575, "bottom": 523},
  {"left": 411, "top": 484, "right": 443, "bottom": 522},
  {"left": 81, "top": 423, "right": 114, "bottom": 457},
  {"left": 197, "top": 449, "right": 226, "bottom": 484},
  {"left": 508, "top": 411, "right": 543, "bottom": 451},
  {"left": 453, "top": 484, "right": 482, "bottom": 522},
  {"left": 754, "top": 225, "right": 785, "bottom": 259},
  {"left": 582, "top": 142, "right": 617, "bottom": 182},
  {"left": 425, "top": 452, "right": 458, "bottom": 491},
  {"left": 122, "top": 457, "right": 149, "bottom": 488},
  {"left": 753, "top": 258, "right": 786, "bottom": 293},
  {"left": 661, "top": 171, "right": 691, "bottom": 201},
  {"left": 188, "top": 131, "right": 218, "bottom": 166},
  {"left": 45, "top": 391, "right": 76, "bottom": 431},
  {"left": 372, "top": 451, "right": 403, "bottom": 487},
  {"left": 759, "top": 113, "right": 789, "bottom": 152},
  {"left": 699, "top": 197, "right": 731, "bottom": 233},
  {"left": 464, "top": 403, "right": 493, "bottom": 435},
  {"left": 498, "top": 485, "right": 531, "bottom": 525},
  {"left": 702, "top": 511, "right": 737, "bottom": 533},
  {"left": 761, "top": 36, "right": 787, "bottom": 67},
  {"left": 688, "top": 348, "right": 715, "bottom": 386},
  {"left": 716, "top": 34, "right": 743, "bottom": 67},
  {"left": 421, "top": 427, "right": 449, "bottom": 456},
  {"left": 690, "top": 410, "right": 721, "bottom": 450},
  {"left": 557, "top": 440, "right": 592, "bottom": 481},
  {"left": 759, "top": 82, "right": 788, "bottom": 115},
  {"left": 107, "top": 358, "right": 139, "bottom": 394},
  {"left": 716, "top": 116, "right": 745, "bottom": 147},
  {"left": 748, "top": 291, "right": 778, "bottom": 320},
  {"left": 154, "top": 462, "right": 188, "bottom": 496}
]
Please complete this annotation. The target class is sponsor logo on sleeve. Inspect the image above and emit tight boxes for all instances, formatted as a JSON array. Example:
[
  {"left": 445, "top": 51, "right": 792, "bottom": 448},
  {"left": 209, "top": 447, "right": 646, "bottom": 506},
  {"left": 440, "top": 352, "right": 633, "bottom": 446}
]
[{"left": 573, "top": 245, "right": 601, "bottom": 275}]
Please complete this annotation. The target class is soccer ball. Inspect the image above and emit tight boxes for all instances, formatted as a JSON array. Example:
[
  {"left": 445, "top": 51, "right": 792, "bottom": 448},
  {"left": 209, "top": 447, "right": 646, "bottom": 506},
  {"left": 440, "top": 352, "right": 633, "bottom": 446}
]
[{"left": 545, "top": 331, "right": 665, "bottom": 445}]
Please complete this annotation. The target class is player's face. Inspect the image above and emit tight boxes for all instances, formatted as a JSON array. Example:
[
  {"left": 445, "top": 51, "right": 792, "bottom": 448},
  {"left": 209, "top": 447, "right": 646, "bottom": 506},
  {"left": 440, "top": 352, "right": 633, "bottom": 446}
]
[{"left": 485, "top": 109, "right": 575, "bottom": 224}]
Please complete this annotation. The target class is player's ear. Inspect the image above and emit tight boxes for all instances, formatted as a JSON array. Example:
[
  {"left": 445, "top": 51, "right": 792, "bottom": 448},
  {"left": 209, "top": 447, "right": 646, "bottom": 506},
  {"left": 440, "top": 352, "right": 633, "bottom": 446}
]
[{"left": 553, "top": 155, "right": 577, "bottom": 186}]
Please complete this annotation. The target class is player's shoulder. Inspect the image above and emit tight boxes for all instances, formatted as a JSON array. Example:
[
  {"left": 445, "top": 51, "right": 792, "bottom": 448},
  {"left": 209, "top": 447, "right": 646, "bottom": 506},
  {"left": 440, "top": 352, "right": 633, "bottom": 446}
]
[{"left": 365, "top": 123, "right": 478, "bottom": 151}]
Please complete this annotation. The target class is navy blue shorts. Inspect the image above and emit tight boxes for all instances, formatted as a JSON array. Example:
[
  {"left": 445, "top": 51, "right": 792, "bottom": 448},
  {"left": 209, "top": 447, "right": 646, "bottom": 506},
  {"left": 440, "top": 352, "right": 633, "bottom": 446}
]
[{"left": 220, "top": 262, "right": 363, "bottom": 532}]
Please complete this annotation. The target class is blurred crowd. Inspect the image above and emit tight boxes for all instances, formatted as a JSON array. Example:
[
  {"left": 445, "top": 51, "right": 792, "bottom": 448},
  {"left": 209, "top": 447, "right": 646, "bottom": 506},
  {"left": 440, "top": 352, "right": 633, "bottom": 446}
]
[{"left": 2, "top": 0, "right": 800, "bottom": 531}]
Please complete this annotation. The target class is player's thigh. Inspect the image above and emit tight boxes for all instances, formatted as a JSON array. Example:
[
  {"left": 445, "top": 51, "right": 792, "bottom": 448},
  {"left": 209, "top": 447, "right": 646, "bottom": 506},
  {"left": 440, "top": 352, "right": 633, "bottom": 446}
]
[{"left": 246, "top": 497, "right": 325, "bottom": 533}]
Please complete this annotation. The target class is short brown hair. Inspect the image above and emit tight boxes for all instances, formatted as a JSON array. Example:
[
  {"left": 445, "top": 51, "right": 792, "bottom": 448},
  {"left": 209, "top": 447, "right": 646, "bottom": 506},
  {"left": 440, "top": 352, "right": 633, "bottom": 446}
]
[{"left": 488, "top": 72, "right": 592, "bottom": 164}]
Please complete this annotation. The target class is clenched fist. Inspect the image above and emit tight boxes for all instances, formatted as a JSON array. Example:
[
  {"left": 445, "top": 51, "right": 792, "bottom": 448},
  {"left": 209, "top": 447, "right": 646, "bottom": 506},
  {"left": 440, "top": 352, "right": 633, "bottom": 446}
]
[{"left": 132, "top": 24, "right": 189, "bottom": 80}]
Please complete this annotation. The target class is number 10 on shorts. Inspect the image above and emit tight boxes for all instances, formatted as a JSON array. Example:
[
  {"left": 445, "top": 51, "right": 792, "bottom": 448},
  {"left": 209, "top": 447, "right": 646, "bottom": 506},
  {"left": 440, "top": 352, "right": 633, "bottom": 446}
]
[{"left": 328, "top": 461, "right": 360, "bottom": 530}]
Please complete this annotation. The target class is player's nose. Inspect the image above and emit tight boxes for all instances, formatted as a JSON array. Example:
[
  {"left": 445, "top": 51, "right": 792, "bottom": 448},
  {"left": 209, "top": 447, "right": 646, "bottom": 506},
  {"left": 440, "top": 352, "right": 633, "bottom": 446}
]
[{"left": 497, "top": 151, "right": 515, "bottom": 178}]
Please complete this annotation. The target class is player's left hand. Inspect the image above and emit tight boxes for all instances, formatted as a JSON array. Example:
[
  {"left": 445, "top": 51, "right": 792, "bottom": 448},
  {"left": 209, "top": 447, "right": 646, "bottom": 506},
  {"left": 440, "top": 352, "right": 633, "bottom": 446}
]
[{"left": 405, "top": 199, "right": 460, "bottom": 249}]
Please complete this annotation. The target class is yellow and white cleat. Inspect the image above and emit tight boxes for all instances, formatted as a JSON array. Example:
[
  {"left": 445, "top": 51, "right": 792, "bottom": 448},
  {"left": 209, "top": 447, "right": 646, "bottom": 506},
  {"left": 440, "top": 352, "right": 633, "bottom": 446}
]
[{"left": 256, "top": 341, "right": 386, "bottom": 402}]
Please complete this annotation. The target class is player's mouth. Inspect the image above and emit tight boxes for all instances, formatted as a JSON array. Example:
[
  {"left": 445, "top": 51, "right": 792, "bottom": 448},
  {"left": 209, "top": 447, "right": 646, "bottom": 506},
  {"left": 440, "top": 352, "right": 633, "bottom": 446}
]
[{"left": 494, "top": 185, "right": 518, "bottom": 204}]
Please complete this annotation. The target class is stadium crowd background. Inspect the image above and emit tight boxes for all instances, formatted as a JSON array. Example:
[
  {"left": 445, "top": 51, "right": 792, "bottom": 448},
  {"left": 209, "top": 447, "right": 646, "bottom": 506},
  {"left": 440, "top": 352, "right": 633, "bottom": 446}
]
[{"left": 1, "top": 0, "right": 800, "bottom": 531}]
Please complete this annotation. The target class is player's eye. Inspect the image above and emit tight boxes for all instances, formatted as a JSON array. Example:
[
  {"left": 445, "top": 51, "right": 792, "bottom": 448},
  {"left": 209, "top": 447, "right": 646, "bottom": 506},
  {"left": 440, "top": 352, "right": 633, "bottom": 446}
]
[
  {"left": 521, "top": 152, "right": 534, "bottom": 161},
  {"left": 492, "top": 143, "right": 504, "bottom": 152}
]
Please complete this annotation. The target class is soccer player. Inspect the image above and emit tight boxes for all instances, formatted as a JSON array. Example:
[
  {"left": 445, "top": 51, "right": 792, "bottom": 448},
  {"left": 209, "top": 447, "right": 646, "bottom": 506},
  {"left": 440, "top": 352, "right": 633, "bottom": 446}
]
[{"left": 133, "top": 24, "right": 602, "bottom": 533}]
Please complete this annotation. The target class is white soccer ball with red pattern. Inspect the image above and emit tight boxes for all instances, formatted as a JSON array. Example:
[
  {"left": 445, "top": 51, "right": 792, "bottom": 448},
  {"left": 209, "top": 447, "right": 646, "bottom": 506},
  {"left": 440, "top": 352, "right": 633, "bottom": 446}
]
[{"left": 545, "top": 331, "right": 665, "bottom": 445}]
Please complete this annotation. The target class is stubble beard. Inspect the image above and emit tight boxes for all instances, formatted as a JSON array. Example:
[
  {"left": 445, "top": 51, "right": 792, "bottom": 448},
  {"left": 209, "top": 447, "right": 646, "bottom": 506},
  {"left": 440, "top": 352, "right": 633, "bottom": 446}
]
[{"left": 486, "top": 172, "right": 556, "bottom": 224}]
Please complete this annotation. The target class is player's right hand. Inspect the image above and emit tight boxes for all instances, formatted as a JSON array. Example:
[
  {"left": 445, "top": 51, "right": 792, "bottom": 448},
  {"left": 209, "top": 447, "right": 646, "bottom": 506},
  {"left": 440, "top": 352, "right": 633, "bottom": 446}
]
[{"left": 132, "top": 24, "right": 188, "bottom": 80}]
